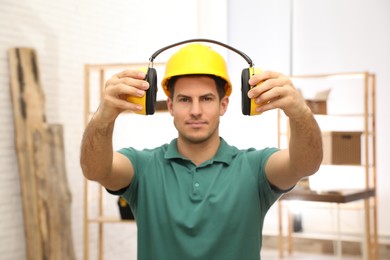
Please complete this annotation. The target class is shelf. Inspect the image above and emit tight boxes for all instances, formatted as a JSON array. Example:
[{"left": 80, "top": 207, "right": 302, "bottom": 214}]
[
  {"left": 281, "top": 188, "right": 375, "bottom": 203},
  {"left": 277, "top": 72, "right": 378, "bottom": 260},
  {"left": 88, "top": 217, "right": 135, "bottom": 224},
  {"left": 83, "top": 62, "right": 168, "bottom": 260}
]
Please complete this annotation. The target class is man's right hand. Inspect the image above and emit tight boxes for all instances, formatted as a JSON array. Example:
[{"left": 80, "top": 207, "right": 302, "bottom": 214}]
[{"left": 96, "top": 69, "right": 150, "bottom": 122}]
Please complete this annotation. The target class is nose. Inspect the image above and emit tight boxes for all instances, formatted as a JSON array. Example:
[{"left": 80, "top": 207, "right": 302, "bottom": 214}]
[{"left": 190, "top": 100, "right": 202, "bottom": 116}]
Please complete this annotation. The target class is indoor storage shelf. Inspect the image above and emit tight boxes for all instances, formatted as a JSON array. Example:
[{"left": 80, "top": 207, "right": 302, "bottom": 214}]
[
  {"left": 83, "top": 62, "right": 165, "bottom": 260},
  {"left": 277, "top": 72, "right": 378, "bottom": 260}
]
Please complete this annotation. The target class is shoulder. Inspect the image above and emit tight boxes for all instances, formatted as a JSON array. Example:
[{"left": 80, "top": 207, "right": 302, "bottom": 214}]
[
  {"left": 117, "top": 143, "right": 169, "bottom": 163},
  {"left": 220, "top": 139, "right": 278, "bottom": 170},
  {"left": 235, "top": 146, "right": 279, "bottom": 164}
]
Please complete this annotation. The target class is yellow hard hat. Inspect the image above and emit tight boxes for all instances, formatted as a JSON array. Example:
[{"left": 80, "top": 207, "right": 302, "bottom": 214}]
[{"left": 161, "top": 43, "right": 232, "bottom": 97}]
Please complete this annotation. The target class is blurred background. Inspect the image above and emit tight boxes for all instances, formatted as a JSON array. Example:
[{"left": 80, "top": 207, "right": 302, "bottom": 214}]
[{"left": 1, "top": 0, "right": 389, "bottom": 259}]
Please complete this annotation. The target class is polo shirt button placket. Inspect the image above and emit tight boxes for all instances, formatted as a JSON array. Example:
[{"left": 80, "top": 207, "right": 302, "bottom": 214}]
[{"left": 191, "top": 168, "right": 202, "bottom": 202}]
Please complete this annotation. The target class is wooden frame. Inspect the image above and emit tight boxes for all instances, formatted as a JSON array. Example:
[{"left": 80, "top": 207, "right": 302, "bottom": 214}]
[
  {"left": 277, "top": 72, "right": 378, "bottom": 259},
  {"left": 83, "top": 62, "right": 165, "bottom": 260}
]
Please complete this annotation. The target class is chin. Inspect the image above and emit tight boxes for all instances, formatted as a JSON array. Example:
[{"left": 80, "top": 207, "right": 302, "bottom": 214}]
[{"left": 181, "top": 133, "right": 210, "bottom": 144}]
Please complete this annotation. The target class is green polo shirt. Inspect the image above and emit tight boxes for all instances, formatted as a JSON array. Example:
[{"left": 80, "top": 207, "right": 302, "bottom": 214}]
[{"left": 114, "top": 138, "right": 282, "bottom": 260}]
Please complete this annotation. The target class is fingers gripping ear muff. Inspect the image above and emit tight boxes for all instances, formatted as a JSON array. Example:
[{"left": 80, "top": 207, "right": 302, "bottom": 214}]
[{"left": 127, "top": 67, "right": 157, "bottom": 115}]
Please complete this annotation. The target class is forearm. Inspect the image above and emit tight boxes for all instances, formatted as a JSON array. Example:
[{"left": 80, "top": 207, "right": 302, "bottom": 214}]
[
  {"left": 288, "top": 107, "right": 323, "bottom": 178},
  {"left": 80, "top": 114, "right": 115, "bottom": 182}
]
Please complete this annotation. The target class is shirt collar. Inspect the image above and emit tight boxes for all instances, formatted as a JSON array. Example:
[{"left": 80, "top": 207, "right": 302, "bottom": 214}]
[{"left": 164, "top": 138, "right": 238, "bottom": 165}]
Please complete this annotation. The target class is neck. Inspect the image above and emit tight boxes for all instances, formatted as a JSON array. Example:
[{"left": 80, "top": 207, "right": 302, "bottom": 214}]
[{"left": 177, "top": 136, "right": 221, "bottom": 166}]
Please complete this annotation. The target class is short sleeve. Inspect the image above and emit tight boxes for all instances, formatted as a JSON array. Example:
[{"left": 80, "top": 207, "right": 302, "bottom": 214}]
[
  {"left": 256, "top": 148, "right": 287, "bottom": 212},
  {"left": 105, "top": 147, "right": 140, "bottom": 207}
]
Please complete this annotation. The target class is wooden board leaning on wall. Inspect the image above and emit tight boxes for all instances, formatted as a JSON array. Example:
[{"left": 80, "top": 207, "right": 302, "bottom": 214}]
[{"left": 8, "top": 48, "right": 76, "bottom": 260}]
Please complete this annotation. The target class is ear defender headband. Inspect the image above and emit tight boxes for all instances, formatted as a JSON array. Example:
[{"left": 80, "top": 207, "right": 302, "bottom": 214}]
[{"left": 132, "top": 38, "right": 260, "bottom": 116}]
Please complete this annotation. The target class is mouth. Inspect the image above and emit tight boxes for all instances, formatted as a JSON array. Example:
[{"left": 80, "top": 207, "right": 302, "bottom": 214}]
[{"left": 186, "top": 121, "right": 207, "bottom": 128}]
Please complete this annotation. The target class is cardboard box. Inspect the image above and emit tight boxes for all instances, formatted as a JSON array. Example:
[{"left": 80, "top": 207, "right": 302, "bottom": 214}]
[
  {"left": 306, "top": 100, "right": 327, "bottom": 115},
  {"left": 322, "top": 131, "right": 362, "bottom": 165},
  {"left": 300, "top": 88, "right": 331, "bottom": 115}
]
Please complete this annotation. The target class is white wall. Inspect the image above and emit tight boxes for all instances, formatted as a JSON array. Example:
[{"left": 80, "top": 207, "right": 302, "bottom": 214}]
[
  {"left": 227, "top": 0, "right": 292, "bottom": 238},
  {"left": 292, "top": 0, "right": 390, "bottom": 239},
  {"left": 228, "top": 0, "right": 390, "bottom": 243},
  {"left": 0, "top": 0, "right": 202, "bottom": 259}
]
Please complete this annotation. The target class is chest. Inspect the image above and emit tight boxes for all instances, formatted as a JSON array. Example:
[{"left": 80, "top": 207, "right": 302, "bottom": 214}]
[{"left": 137, "top": 160, "right": 261, "bottom": 222}]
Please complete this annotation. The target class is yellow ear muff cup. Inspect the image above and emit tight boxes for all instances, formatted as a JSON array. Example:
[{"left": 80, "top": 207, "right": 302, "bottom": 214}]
[
  {"left": 127, "top": 94, "right": 147, "bottom": 115},
  {"left": 145, "top": 67, "right": 157, "bottom": 115}
]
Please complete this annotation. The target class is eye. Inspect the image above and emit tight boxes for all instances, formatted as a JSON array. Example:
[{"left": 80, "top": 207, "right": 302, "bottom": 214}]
[
  {"left": 178, "top": 96, "right": 190, "bottom": 103},
  {"left": 201, "top": 95, "right": 214, "bottom": 102}
]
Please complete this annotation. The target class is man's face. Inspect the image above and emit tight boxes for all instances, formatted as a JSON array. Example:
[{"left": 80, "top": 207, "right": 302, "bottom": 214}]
[{"left": 167, "top": 76, "right": 229, "bottom": 144}]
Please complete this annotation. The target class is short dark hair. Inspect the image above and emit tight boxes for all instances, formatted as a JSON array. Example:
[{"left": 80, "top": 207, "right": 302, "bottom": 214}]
[{"left": 167, "top": 75, "right": 227, "bottom": 100}]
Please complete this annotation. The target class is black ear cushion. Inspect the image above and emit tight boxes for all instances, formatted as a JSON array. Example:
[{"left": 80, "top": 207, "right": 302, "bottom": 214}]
[
  {"left": 241, "top": 68, "right": 251, "bottom": 115},
  {"left": 145, "top": 67, "right": 157, "bottom": 115}
]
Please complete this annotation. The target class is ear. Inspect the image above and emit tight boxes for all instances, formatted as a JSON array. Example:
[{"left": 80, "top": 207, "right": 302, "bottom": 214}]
[
  {"left": 220, "top": 96, "right": 229, "bottom": 116},
  {"left": 167, "top": 97, "right": 174, "bottom": 116}
]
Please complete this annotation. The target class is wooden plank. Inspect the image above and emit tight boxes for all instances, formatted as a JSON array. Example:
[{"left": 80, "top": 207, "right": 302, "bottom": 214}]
[
  {"left": 44, "top": 124, "right": 76, "bottom": 260},
  {"left": 8, "top": 48, "right": 76, "bottom": 260},
  {"left": 8, "top": 47, "right": 45, "bottom": 260}
]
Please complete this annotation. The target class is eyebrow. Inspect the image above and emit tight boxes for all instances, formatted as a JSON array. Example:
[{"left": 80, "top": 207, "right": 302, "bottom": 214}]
[{"left": 176, "top": 93, "right": 216, "bottom": 99}]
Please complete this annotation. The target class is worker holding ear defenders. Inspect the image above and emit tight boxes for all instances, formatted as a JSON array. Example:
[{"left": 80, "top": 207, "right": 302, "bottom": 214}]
[{"left": 80, "top": 41, "right": 323, "bottom": 260}]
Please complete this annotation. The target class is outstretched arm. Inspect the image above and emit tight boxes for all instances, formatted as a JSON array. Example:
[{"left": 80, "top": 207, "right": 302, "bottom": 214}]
[
  {"left": 80, "top": 70, "right": 149, "bottom": 191},
  {"left": 248, "top": 71, "right": 323, "bottom": 190}
]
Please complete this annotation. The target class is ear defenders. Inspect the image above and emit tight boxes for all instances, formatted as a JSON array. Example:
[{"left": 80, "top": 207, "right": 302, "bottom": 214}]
[
  {"left": 127, "top": 67, "right": 157, "bottom": 115},
  {"left": 132, "top": 38, "right": 260, "bottom": 116}
]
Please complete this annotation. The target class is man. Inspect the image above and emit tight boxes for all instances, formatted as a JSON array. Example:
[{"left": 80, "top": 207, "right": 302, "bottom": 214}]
[{"left": 80, "top": 43, "right": 323, "bottom": 260}]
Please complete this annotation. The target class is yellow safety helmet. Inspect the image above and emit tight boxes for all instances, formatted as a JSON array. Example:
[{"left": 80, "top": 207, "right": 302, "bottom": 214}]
[{"left": 161, "top": 43, "right": 232, "bottom": 97}]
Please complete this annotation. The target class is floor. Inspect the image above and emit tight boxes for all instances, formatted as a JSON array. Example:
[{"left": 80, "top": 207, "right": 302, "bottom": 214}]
[
  {"left": 261, "top": 249, "right": 360, "bottom": 259},
  {"left": 261, "top": 234, "right": 390, "bottom": 259}
]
